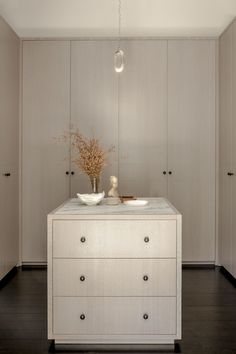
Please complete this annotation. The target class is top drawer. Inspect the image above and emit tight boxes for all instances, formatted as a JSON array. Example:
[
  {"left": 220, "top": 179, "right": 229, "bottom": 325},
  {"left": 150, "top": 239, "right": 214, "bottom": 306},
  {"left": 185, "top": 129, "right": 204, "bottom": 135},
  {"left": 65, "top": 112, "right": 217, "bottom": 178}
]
[{"left": 52, "top": 220, "right": 176, "bottom": 258}]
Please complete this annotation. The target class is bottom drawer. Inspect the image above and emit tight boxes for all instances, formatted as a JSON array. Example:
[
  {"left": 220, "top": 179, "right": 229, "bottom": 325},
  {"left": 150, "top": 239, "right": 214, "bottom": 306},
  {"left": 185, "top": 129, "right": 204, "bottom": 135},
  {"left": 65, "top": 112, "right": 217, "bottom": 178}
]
[{"left": 53, "top": 297, "right": 176, "bottom": 335}]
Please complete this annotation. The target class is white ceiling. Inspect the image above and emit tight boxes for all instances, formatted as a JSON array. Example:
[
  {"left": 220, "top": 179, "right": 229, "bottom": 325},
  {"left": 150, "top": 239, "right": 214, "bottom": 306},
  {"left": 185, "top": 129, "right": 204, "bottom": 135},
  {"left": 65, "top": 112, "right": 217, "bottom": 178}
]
[{"left": 0, "top": 0, "right": 235, "bottom": 38}]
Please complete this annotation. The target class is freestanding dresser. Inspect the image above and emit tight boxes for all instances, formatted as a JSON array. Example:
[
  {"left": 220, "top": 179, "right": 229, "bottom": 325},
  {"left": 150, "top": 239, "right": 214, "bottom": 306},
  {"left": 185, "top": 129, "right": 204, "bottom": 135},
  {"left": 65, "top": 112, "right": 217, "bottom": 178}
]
[{"left": 47, "top": 197, "right": 182, "bottom": 351}]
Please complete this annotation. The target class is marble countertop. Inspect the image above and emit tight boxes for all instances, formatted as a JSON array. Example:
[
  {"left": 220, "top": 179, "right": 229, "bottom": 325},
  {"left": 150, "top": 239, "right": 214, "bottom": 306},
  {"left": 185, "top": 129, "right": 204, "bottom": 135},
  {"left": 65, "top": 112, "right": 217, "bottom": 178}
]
[{"left": 49, "top": 197, "right": 180, "bottom": 216}]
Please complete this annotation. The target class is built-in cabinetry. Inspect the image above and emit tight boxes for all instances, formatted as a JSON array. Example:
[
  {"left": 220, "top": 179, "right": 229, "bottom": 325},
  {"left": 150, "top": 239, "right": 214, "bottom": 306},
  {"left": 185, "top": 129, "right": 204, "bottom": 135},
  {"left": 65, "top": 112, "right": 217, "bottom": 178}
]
[
  {"left": 22, "top": 39, "right": 216, "bottom": 265},
  {"left": 48, "top": 198, "right": 181, "bottom": 348},
  {"left": 167, "top": 40, "right": 216, "bottom": 263},
  {"left": 119, "top": 39, "right": 216, "bottom": 263},
  {"left": 119, "top": 40, "right": 168, "bottom": 197},
  {"left": 70, "top": 41, "right": 118, "bottom": 195},
  {"left": 0, "top": 16, "right": 19, "bottom": 279},
  {"left": 219, "top": 20, "right": 236, "bottom": 278},
  {"left": 22, "top": 41, "right": 71, "bottom": 263}
]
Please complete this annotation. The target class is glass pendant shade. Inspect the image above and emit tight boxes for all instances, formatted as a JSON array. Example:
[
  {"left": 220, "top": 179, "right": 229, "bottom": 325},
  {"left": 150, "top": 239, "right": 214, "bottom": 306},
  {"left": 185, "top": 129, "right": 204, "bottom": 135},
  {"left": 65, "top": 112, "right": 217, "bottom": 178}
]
[{"left": 114, "top": 49, "right": 124, "bottom": 73}]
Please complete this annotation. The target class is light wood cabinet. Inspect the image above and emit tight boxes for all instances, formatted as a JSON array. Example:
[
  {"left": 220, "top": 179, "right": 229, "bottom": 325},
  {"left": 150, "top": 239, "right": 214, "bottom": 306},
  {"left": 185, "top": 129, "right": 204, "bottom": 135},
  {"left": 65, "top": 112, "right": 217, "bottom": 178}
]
[
  {"left": 48, "top": 198, "right": 181, "bottom": 346},
  {"left": 219, "top": 25, "right": 233, "bottom": 274},
  {"left": 119, "top": 40, "right": 168, "bottom": 197},
  {"left": 118, "top": 39, "right": 216, "bottom": 263},
  {"left": 53, "top": 297, "right": 177, "bottom": 336},
  {"left": 53, "top": 258, "right": 176, "bottom": 297},
  {"left": 168, "top": 40, "right": 216, "bottom": 263},
  {"left": 70, "top": 41, "right": 118, "bottom": 195},
  {"left": 22, "top": 41, "right": 71, "bottom": 263},
  {"left": 219, "top": 20, "right": 236, "bottom": 278},
  {"left": 52, "top": 219, "right": 176, "bottom": 258},
  {"left": 22, "top": 39, "right": 216, "bottom": 265},
  {"left": 0, "top": 17, "right": 19, "bottom": 279},
  {"left": 232, "top": 22, "right": 236, "bottom": 278}
]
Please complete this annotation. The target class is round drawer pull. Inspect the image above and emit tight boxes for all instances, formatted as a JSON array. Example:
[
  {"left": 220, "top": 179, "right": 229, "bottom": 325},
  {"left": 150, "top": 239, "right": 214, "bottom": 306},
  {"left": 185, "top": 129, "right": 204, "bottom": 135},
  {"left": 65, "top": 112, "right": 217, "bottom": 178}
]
[
  {"left": 80, "top": 314, "right": 85, "bottom": 320},
  {"left": 143, "top": 313, "right": 149, "bottom": 320},
  {"left": 143, "top": 275, "right": 149, "bottom": 281},
  {"left": 144, "top": 236, "right": 149, "bottom": 243},
  {"left": 80, "top": 275, "right": 85, "bottom": 282},
  {"left": 80, "top": 237, "right": 86, "bottom": 243}
]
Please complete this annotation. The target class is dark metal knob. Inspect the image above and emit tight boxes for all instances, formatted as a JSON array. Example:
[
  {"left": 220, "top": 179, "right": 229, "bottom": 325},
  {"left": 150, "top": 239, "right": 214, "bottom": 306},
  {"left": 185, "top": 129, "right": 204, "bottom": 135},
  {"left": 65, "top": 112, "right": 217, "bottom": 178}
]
[
  {"left": 143, "top": 313, "right": 149, "bottom": 320},
  {"left": 144, "top": 236, "right": 149, "bottom": 243},
  {"left": 168, "top": 171, "right": 172, "bottom": 175},
  {"left": 80, "top": 237, "right": 86, "bottom": 243},
  {"left": 4, "top": 173, "right": 11, "bottom": 177},
  {"left": 71, "top": 171, "right": 75, "bottom": 175},
  {"left": 163, "top": 171, "right": 167, "bottom": 175},
  {"left": 80, "top": 275, "right": 85, "bottom": 282},
  {"left": 80, "top": 314, "right": 85, "bottom": 320},
  {"left": 66, "top": 171, "right": 69, "bottom": 175},
  {"left": 227, "top": 172, "right": 234, "bottom": 176},
  {"left": 143, "top": 275, "right": 149, "bottom": 281}
]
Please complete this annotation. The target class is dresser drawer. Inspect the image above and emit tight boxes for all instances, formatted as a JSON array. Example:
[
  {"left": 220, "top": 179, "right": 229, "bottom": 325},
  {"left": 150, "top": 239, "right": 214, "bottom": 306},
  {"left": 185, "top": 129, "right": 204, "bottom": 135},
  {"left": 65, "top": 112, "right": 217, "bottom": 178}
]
[
  {"left": 53, "top": 297, "right": 176, "bottom": 335},
  {"left": 53, "top": 258, "right": 176, "bottom": 296},
  {"left": 52, "top": 220, "right": 176, "bottom": 258}
]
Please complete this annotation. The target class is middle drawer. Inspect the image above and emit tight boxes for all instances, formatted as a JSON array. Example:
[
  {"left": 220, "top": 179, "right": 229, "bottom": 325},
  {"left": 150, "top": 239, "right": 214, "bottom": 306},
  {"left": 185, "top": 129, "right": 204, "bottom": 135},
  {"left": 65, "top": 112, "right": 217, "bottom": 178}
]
[{"left": 53, "top": 258, "right": 176, "bottom": 296}]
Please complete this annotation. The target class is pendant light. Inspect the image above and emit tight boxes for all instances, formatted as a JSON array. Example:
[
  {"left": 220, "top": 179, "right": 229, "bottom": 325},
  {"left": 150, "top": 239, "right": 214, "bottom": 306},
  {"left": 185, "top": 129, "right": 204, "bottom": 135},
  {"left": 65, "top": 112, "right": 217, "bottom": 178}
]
[{"left": 114, "top": 0, "right": 124, "bottom": 73}]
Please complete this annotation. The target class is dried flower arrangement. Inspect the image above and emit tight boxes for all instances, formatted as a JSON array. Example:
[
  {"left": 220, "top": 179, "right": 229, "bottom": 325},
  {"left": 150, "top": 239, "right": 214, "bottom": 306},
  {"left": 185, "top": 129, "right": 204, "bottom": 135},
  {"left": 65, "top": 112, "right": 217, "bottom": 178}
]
[
  {"left": 60, "top": 130, "right": 115, "bottom": 192},
  {"left": 70, "top": 130, "right": 114, "bottom": 178}
]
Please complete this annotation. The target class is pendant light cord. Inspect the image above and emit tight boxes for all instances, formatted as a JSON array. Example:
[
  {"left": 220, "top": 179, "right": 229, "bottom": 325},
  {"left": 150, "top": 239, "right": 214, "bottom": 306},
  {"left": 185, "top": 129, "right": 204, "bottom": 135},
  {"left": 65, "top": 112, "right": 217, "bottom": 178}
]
[{"left": 118, "top": 0, "right": 121, "bottom": 49}]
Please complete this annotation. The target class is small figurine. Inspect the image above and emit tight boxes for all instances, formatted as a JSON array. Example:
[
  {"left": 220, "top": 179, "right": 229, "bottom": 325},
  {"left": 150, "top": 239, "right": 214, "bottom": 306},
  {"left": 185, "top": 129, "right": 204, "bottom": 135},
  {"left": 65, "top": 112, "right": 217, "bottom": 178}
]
[{"left": 108, "top": 176, "right": 119, "bottom": 198}]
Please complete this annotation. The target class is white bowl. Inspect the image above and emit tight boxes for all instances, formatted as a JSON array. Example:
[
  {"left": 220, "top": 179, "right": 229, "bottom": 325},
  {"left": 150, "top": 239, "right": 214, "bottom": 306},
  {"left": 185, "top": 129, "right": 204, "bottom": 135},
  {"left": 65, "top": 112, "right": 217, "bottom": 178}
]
[{"left": 77, "top": 191, "right": 105, "bottom": 206}]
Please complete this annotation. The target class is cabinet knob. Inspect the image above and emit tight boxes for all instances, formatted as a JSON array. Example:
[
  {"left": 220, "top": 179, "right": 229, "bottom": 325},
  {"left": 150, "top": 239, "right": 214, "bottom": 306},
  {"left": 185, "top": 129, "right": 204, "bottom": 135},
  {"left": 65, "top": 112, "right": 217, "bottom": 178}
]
[
  {"left": 144, "top": 236, "right": 149, "bottom": 243},
  {"left": 227, "top": 172, "right": 234, "bottom": 176},
  {"left": 3, "top": 173, "right": 11, "bottom": 177},
  {"left": 143, "top": 313, "right": 149, "bottom": 320},
  {"left": 71, "top": 171, "right": 75, "bottom": 175},
  {"left": 80, "top": 314, "right": 85, "bottom": 320},
  {"left": 168, "top": 171, "right": 172, "bottom": 175},
  {"left": 80, "top": 237, "right": 86, "bottom": 243},
  {"left": 80, "top": 275, "right": 85, "bottom": 282},
  {"left": 143, "top": 275, "right": 149, "bottom": 281},
  {"left": 163, "top": 171, "right": 167, "bottom": 175},
  {"left": 66, "top": 171, "right": 69, "bottom": 175}
]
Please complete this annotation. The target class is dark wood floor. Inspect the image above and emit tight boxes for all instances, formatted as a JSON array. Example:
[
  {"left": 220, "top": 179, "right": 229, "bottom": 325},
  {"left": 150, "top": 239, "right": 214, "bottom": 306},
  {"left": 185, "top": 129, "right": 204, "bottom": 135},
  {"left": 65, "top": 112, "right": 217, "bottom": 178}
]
[{"left": 0, "top": 267, "right": 235, "bottom": 354}]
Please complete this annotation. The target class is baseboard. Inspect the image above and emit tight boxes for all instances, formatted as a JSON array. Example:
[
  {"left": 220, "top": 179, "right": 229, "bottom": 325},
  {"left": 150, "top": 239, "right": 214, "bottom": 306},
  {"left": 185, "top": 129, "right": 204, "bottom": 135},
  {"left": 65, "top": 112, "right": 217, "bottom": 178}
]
[
  {"left": 0, "top": 266, "right": 17, "bottom": 289},
  {"left": 22, "top": 261, "right": 215, "bottom": 270},
  {"left": 182, "top": 263, "right": 215, "bottom": 269},
  {"left": 49, "top": 342, "right": 180, "bottom": 353},
  {"left": 21, "top": 261, "right": 47, "bottom": 270},
  {"left": 21, "top": 263, "right": 47, "bottom": 270},
  {"left": 220, "top": 266, "right": 236, "bottom": 287}
]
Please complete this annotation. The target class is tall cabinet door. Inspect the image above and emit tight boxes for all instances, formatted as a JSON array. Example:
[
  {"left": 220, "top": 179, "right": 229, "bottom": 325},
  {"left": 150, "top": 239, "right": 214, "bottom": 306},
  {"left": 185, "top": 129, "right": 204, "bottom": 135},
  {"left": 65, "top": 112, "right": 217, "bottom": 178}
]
[
  {"left": 168, "top": 40, "right": 216, "bottom": 263},
  {"left": 119, "top": 40, "right": 168, "bottom": 197},
  {"left": 219, "top": 27, "right": 233, "bottom": 274},
  {"left": 232, "top": 22, "right": 236, "bottom": 278},
  {"left": 0, "top": 19, "right": 19, "bottom": 279},
  {"left": 70, "top": 41, "right": 118, "bottom": 195},
  {"left": 22, "top": 41, "right": 70, "bottom": 263}
]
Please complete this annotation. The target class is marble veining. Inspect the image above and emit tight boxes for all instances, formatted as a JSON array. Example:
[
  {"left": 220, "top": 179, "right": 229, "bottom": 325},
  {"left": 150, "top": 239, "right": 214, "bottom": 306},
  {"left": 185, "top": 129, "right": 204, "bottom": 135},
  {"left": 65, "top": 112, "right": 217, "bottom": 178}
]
[{"left": 51, "top": 197, "right": 179, "bottom": 216}]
